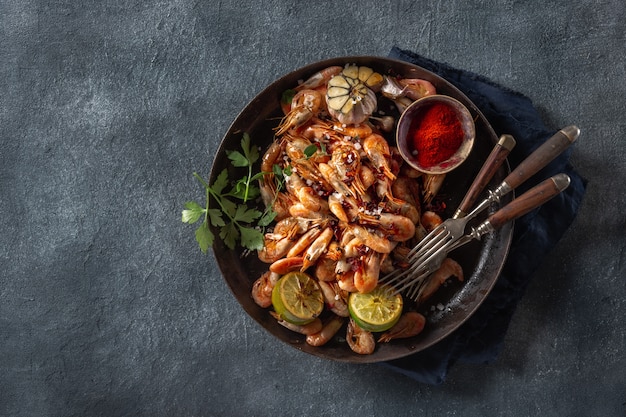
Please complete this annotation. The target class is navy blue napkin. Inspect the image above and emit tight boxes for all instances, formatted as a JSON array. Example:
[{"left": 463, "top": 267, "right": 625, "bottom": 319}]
[{"left": 381, "top": 47, "right": 587, "bottom": 384}]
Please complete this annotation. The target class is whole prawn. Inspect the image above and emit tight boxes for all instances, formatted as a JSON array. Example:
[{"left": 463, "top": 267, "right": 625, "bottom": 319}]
[
  {"left": 251, "top": 271, "right": 280, "bottom": 308},
  {"left": 258, "top": 232, "right": 296, "bottom": 263},
  {"left": 285, "top": 170, "right": 329, "bottom": 213},
  {"left": 306, "top": 315, "right": 344, "bottom": 347},
  {"left": 271, "top": 312, "right": 323, "bottom": 335},
  {"left": 259, "top": 139, "right": 284, "bottom": 208},
  {"left": 362, "top": 134, "right": 396, "bottom": 181},
  {"left": 296, "top": 66, "right": 343, "bottom": 91},
  {"left": 416, "top": 258, "right": 464, "bottom": 304},
  {"left": 329, "top": 143, "right": 367, "bottom": 197},
  {"left": 301, "top": 226, "right": 334, "bottom": 271},
  {"left": 358, "top": 212, "right": 416, "bottom": 243},
  {"left": 378, "top": 312, "right": 426, "bottom": 342},
  {"left": 276, "top": 89, "right": 323, "bottom": 136},
  {"left": 353, "top": 250, "right": 381, "bottom": 294},
  {"left": 319, "top": 281, "right": 349, "bottom": 317},
  {"left": 346, "top": 318, "right": 375, "bottom": 355}
]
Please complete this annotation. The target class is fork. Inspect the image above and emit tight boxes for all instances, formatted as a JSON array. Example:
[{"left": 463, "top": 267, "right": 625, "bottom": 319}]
[
  {"left": 387, "top": 173, "right": 572, "bottom": 301},
  {"left": 381, "top": 133, "right": 515, "bottom": 293},
  {"left": 380, "top": 125, "right": 579, "bottom": 296},
  {"left": 403, "top": 125, "right": 579, "bottom": 274}
]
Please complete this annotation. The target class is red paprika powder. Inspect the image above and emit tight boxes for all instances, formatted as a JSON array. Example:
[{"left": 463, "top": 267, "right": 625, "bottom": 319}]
[{"left": 409, "top": 102, "right": 464, "bottom": 168}]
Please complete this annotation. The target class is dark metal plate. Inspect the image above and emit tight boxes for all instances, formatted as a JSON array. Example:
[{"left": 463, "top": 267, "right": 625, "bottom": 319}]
[{"left": 209, "top": 56, "right": 513, "bottom": 363}]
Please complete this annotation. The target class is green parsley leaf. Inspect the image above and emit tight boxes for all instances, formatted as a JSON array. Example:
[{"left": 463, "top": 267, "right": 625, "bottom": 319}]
[
  {"left": 258, "top": 209, "right": 277, "bottom": 227},
  {"left": 211, "top": 169, "right": 229, "bottom": 194},
  {"left": 246, "top": 184, "right": 260, "bottom": 200},
  {"left": 195, "top": 221, "right": 214, "bottom": 253},
  {"left": 229, "top": 176, "right": 249, "bottom": 200},
  {"left": 207, "top": 208, "right": 225, "bottom": 227},
  {"left": 182, "top": 201, "right": 205, "bottom": 224},
  {"left": 220, "top": 198, "right": 237, "bottom": 218},
  {"left": 281, "top": 89, "right": 296, "bottom": 106},
  {"left": 226, "top": 150, "right": 249, "bottom": 167},
  {"left": 303, "top": 144, "right": 319, "bottom": 159},
  {"left": 219, "top": 222, "right": 239, "bottom": 250},
  {"left": 239, "top": 226, "right": 264, "bottom": 251},
  {"left": 234, "top": 205, "right": 262, "bottom": 223},
  {"left": 241, "top": 133, "right": 259, "bottom": 164}
]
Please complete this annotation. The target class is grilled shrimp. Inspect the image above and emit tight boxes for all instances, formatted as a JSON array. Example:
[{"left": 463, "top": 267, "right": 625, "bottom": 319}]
[
  {"left": 416, "top": 258, "right": 464, "bottom": 305},
  {"left": 391, "top": 176, "right": 421, "bottom": 208},
  {"left": 397, "top": 78, "right": 437, "bottom": 100},
  {"left": 301, "top": 118, "right": 337, "bottom": 143},
  {"left": 353, "top": 250, "right": 381, "bottom": 294},
  {"left": 296, "top": 66, "right": 343, "bottom": 91},
  {"left": 378, "top": 312, "right": 426, "bottom": 342},
  {"left": 421, "top": 211, "right": 443, "bottom": 233},
  {"left": 273, "top": 216, "right": 313, "bottom": 238},
  {"left": 271, "top": 311, "right": 323, "bottom": 335},
  {"left": 269, "top": 256, "right": 304, "bottom": 275},
  {"left": 347, "top": 224, "right": 397, "bottom": 254},
  {"left": 251, "top": 271, "right": 280, "bottom": 308},
  {"left": 358, "top": 163, "right": 377, "bottom": 190},
  {"left": 336, "top": 270, "right": 358, "bottom": 293},
  {"left": 362, "top": 133, "right": 395, "bottom": 181},
  {"left": 422, "top": 173, "right": 446, "bottom": 205},
  {"left": 331, "top": 121, "right": 373, "bottom": 139},
  {"left": 276, "top": 89, "right": 323, "bottom": 136},
  {"left": 289, "top": 203, "right": 334, "bottom": 220},
  {"left": 329, "top": 143, "right": 367, "bottom": 197},
  {"left": 306, "top": 315, "right": 345, "bottom": 347},
  {"left": 319, "top": 281, "right": 349, "bottom": 317},
  {"left": 314, "top": 241, "right": 342, "bottom": 281},
  {"left": 328, "top": 192, "right": 351, "bottom": 223},
  {"left": 382, "top": 198, "right": 420, "bottom": 225},
  {"left": 318, "top": 162, "right": 358, "bottom": 200},
  {"left": 359, "top": 212, "right": 416, "bottom": 242},
  {"left": 258, "top": 232, "right": 296, "bottom": 263},
  {"left": 380, "top": 75, "right": 437, "bottom": 105},
  {"left": 286, "top": 227, "right": 322, "bottom": 258},
  {"left": 346, "top": 318, "right": 375, "bottom": 355},
  {"left": 285, "top": 170, "right": 329, "bottom": 213},
  {"left": 259, "top": 140, "right": 284, "bottom": 207},
  {"left": 301, "top": 226, "right": 334, "bottom": 271}
]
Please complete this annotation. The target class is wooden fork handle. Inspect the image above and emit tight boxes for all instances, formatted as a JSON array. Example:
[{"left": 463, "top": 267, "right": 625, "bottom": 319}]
[
  {"left": 487, "top": 173, "right": 571, "bottom": 230},
  {"left": 502, "top": 125, "right": 579, "bottom": 191},
  {"left": 454, "top": 134, "right": 516, "bottom": 218}
]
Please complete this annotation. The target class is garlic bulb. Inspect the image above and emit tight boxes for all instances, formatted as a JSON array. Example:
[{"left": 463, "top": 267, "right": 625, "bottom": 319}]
[{"left": 326, "top": 65, "right": 383, "bottom": 125}]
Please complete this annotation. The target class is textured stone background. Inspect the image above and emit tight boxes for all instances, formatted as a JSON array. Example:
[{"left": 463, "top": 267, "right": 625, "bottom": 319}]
[{"left": 1, "top": 1, "right": 625, "bottom": 416}]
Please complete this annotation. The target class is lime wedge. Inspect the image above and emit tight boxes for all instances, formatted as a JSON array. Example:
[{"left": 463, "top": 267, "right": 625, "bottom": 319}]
[
  {"left": 348, "top": 286, "right": 403, "bottom": 332},
  {"left": 272, "top": 272, "right": 324, "bottom": 325}
]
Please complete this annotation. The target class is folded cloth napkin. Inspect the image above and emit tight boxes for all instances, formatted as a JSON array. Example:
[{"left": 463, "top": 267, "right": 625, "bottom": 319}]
[{"left": 381, "top": 47, "right": 587, "bottom": 384}]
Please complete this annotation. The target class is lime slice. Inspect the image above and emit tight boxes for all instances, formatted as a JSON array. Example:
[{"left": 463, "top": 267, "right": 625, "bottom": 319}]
[
  {"left": 348, "top": 286, "right": 403, "bottom": 332},
  {"left": 272, "top": 272, "right": 324, "bottom": 325}
]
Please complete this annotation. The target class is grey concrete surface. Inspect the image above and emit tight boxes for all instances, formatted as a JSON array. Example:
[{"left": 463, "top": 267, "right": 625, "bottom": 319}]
[{"left": 1, "top": 1, "right": 625, "bottom": 416}]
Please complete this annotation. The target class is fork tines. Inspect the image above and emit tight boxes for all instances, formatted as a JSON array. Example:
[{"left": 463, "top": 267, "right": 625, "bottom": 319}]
[{"left": 380, "top": 227, "right": 453, "bottom": 296}]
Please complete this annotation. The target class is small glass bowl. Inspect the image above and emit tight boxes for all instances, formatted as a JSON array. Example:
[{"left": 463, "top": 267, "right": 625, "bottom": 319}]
[{"left": 396, "top": 95, "right": 476, "bottom": 175}]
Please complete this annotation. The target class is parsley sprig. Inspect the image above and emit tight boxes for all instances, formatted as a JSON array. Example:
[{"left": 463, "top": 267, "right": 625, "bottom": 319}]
[{"left": 182, "top": 133, "right": 276, "bottom": 252}]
